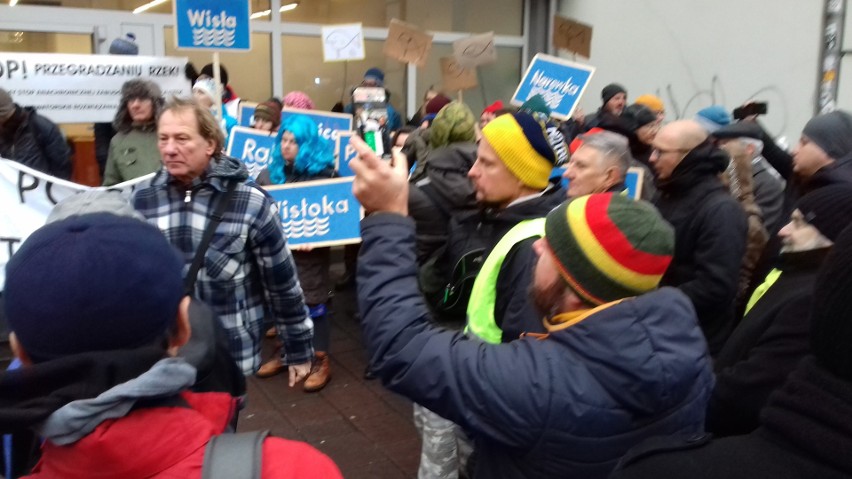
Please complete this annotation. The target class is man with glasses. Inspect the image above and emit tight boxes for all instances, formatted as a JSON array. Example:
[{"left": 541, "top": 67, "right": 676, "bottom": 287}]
[{"left": 649, "top": 120, "right": 748, "bottom": 356}]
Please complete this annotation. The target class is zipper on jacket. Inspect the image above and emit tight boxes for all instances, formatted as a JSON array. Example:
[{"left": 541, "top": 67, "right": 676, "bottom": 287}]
[{"left": 184, "top": 189, "right": 192, "bottom": 203}]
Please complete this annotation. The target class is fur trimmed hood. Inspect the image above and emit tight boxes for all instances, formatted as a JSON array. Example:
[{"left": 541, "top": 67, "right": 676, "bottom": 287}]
[{"left": 113, "top": 79, "right": 164, "bottom": 133}]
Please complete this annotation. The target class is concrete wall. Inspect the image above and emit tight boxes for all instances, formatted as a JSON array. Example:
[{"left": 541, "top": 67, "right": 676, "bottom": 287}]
[{"left": 558, "top": 0, "right": 825, "bottom": 143}]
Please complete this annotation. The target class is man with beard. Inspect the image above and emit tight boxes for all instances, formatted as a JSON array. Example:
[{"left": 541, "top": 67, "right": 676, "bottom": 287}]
[
  {"left": 707, "top": 184, "right": 852, "bottom": 437},
  {"left": 413, "top": 111, "right": 564, "bottom": 478},
  {"left": 650, "top": 120, "right": 748, "bottom": 355},
  {"left": 349, "top": 138, "right": 713, "bottom": 479}
]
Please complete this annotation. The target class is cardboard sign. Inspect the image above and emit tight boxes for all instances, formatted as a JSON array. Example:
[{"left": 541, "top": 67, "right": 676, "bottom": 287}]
[
  {"left": 237, "top": 104, "right": 353, "bottom": 141},
  {"left": 322, "top": 23, "right": 366, "bottom": 62},
  {"left": 335, "top": 131, "right": 357, "bottom": 177},
  {"left": 0, "top": 158, "right": 153, "bottom": 290},
  {"left": 225, "top": 126, "right": 277, "bottom": 179},
  {"left": 553, "top": 16, "right": 592, "bottom": 58},
  {"left": 0, "top": 53, "right": 189, "bottom": 124},
  {"left": 174, "top": 0, "right": 251, "bottom": 50},
  {"left": 453, "top": 32, "right": 497, "bottom": 69},
  {"left": 551, "top": 166, "right": 644, "bottom": 200},
  {"left": 511, "top": 53, "right": 595, "bottom": 121},
  {"left": 440, "top": 57, "right": 478, "bottom": 92},
  {"left": 264, "top": 178, "right": 363, "bottom": 248},
  {"left": 383, "top": 19, "right": 433, "bottom": 67}
]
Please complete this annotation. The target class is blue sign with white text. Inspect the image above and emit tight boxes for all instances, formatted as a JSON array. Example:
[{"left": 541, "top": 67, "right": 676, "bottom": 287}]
[
  {"left": 264, "top": 178, "right": 363, "bottom": 247},
  {"left": 174, "top": 0, "right": 251, "bottom": 51},
  {"left": 512, "top": 53, "right": 595, "bottom": 121},
  {"left": 238, "top": 104, "right": 353, "bottom": 142},
  {"left": 336, "top": 132, "right": 357, "bottom": 177},
  {"left": 226, "top": 127, "right": 277, "bottom": 179}
]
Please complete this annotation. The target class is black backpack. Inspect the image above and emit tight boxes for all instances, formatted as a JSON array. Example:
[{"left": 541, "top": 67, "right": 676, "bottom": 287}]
[{"left": 202, "top": 430, "right": 270, "bottom": 479}]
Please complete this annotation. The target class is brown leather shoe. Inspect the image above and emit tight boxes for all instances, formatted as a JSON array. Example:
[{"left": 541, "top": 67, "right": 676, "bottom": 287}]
[
  {"left": 303, "top": 352, "right": 331, "bottom": 392},
  {"left": 255, "top": 356, "right": 285, "bottom": 378},
  {"left": 265, "top": 326, "right": 276, "bottom": 339}
]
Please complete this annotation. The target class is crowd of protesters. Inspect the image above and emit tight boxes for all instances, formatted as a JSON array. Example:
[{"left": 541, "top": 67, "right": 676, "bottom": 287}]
[{"left": 2, "top": 30, "right": 852, "bottom": 479}]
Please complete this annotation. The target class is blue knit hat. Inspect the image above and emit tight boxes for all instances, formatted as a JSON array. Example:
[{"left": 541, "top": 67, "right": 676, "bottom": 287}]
[
  {"left": 481, "top": 112, "right": 557, "bottom": 189},
  {"left": 364, "top": 67, "right": 385, "bottom": 86},
  {"left": 695, "top": 105, "right": 732, "bottom": 133},
  {"left": 109, "top": 33, "right": 139, "bottom": 55},
  {"left": 4, "top": 213, "right": 184, "bottom": 362}
]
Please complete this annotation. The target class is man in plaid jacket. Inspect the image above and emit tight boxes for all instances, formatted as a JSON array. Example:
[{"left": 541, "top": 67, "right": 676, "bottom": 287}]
[{"left": 133, "top": 97, "right": 313, "bottom": 384}]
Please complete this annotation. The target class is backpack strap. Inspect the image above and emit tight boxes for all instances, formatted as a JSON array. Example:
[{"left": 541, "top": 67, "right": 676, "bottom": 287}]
[
  {"left": 202, "top": 430, "right": 270, "bottom": 479},
  {"left": 184, "top": 180, "right": 238, "bottom": 296}
]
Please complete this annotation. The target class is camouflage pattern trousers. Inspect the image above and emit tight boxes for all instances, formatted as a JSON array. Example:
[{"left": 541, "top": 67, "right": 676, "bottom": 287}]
[{"left": 413, "top": 403, "right": 473, "bottom": 479}]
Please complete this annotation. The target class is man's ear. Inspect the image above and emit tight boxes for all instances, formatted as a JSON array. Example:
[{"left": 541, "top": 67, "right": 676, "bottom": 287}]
[
  {"left": 9, "top": 332, "right": 33, "bottom": 366},
  {"left": 562, "top": 288, "right": 589, "bottom": 313},
  {"left": 167, "top": 296, "right": 192, "bottom": 356}
]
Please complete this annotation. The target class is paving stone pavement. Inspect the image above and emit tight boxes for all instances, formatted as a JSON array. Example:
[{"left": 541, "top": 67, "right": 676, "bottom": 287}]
[{"left": 239, "top": 282, "right": 422, "bottom": 478}]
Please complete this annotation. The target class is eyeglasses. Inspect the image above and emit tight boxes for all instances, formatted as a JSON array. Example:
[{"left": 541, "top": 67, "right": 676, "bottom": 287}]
[{"left": 651, "top": 147, "right": 690, "bottom": 157}]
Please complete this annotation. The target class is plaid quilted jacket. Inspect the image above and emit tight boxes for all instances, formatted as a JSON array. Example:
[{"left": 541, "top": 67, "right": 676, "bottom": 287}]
[{"left": 133, "top": 155, "right": 314, "bottom": 374}]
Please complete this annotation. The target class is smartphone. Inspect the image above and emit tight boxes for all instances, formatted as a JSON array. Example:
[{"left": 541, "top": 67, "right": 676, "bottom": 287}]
[
  {"left": 352, "top": 86, "right": 391, "bottom": 157},
  {"left": 732, "top": 102, "right": 768, "bottom": 120}
]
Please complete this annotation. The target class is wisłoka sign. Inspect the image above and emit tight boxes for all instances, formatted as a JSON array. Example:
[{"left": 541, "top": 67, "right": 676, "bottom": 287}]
[{"left": 263, "top": 178, "right": 363, "bottom": 248}]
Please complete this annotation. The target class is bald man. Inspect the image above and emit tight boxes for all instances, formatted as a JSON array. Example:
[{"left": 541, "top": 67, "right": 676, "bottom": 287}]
[{"left": 650, "top": 120, "right": 748, "bottom": 355}]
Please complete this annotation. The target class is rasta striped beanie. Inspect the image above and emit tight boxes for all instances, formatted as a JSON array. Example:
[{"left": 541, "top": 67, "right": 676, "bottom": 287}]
[
  {"left": 544, "top": 193, "right": 674, "bottom": 305},
  {"left": 481, "top": 112, "right": 557, "bottom": 189}
]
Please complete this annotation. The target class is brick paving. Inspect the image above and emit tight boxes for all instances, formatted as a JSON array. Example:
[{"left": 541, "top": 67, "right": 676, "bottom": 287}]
[{"left": 238, "top": 282, "right": 422, "bottom": 478}]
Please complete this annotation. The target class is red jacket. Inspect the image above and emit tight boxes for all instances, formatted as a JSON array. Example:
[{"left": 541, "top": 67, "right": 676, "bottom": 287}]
[{"left": 25, "top": 391, "right": 342, "bottom": 479}]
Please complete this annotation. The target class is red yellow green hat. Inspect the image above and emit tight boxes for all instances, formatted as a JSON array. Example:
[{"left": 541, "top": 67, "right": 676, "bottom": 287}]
[{"left": 544, "top": 193, "right": 674, "bottom": 305}]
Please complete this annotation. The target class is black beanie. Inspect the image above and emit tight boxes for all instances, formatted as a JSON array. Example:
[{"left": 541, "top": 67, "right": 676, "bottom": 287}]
[
  {"left": 622, "top": 104, "right": 657, "bottom": 130},
  {"left": 802, "top": 110, "right": 852, "bottom": 160},
  {"left": 601, "top": 83, "right": 626, "bottom": 104},
  {"left": 201, "top": 63, "right": 229, "bottom": 86},
  {"left": 796, "top": 184, "right": 852, "bottom": 242},
  {"left": 811, "top": 223, "right": 852, "bottom": 381}
]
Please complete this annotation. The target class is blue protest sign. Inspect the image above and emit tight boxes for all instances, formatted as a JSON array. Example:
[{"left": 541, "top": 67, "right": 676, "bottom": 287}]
[
  {"left": 335, "top": 132, "right": 357, "bottom": 177},
  {"left": 174, "top": 0, "right": 251, "bottom": 51},
  {"left": 226, "top": 126, "right": 277, "bottom": 179},
  {"left": 511, "top": 53, "right": 595, "bottom": 121},
  {"left": 238, "top": 104, "right": 353, "bottom": 142},
  {"left": 264, "top": 178, "right": 363, "bottom": 247},
  {"left": 624, "top": 167, "right": 644, "bottom": 200},
  {"left": 551, "top": 166, "right": 644, "bottom": 200}
]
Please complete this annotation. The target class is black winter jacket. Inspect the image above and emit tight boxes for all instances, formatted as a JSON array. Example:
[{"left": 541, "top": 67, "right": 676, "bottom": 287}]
[
  {"left": 612, "top": 357, "right": 852, "bottom": 479},
  {"left": 0, "top": 106, "right": 71, "bottom": 179},
  {"left": 707, "top": 248, "right": 829, "bottom": 437},
  {"left": 408, "top": 142, "right": 477, "bottom": 265},
  {"left": 428, "top": 182, "right": 565, "bottom": 339},
  {"left": 654, "top": 142, "right": 748, "bottom": 356}
]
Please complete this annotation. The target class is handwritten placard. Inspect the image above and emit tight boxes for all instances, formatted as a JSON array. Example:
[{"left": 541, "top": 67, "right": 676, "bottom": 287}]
[
  {"left": 383, "top": 19, "right": 433, "bottom": 67},
  {"left": 553, "top": 16, "right": 592, "bottom": 58},
  {"left": 440, "top": 57, "right": 478, "bottom": 92},
  {"left": 453, "top": 32, "right": 497, "bottom": 69},
  {"left": 321, "top": 23, "right": 366, "bottom": 62}
]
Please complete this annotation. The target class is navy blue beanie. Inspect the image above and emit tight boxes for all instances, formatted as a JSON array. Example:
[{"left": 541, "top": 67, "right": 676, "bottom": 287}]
[
  {"left": 4, "top": 213, "right": 184, "bottom": 362},
  {"left": 364, "top": 67, "right": 385, "bottom": 86}
]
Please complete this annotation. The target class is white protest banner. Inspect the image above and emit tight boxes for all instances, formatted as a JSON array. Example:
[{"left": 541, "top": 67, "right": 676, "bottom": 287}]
[
  {"left": 0, "top": 53, "right": 190, "bottom": 124},
  {"left": 322, "top": 23, "right": 366, "bottom": 62},
  {"left": 226, "top": 126, "right": 277, "bottom": 179},
  {"left": 0, "top": 158, "right": 153, "bottom": 290}
]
